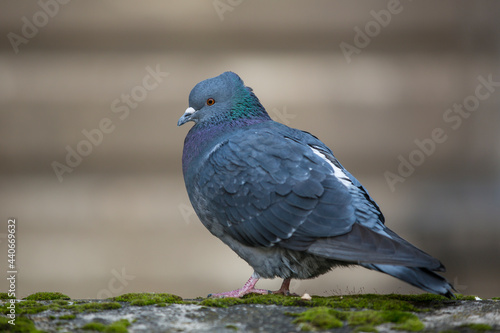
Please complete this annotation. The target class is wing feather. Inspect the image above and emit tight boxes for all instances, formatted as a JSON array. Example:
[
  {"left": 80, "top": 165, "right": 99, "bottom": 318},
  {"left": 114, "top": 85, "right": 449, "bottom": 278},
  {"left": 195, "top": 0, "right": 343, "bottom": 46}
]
[{"left": 197, "top": 125, "right": 386, "bottom": 253}]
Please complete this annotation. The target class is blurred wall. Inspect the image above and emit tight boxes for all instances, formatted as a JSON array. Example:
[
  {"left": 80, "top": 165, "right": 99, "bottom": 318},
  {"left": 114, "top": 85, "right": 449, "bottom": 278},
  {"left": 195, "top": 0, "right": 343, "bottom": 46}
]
[{"left": 0, "top": 1, "right": 499, "bottom": 299}]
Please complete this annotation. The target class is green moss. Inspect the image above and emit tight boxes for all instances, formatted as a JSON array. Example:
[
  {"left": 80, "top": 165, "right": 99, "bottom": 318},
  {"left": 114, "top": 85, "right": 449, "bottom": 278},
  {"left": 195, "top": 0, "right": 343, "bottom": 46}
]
[
  {"left": 0, "top": 293, "right": 15, "bottom": 300},
  {"left": 82, "top": 319, "right": 130, "bottom": 333},
  {"left": 69, "top": 302, "right": 122, "bottom": 313},
  {"left": 0, "top": 316, "right": 43, "bottom": 332},
  {"left": 225, "top": 324, "right": 239, "bottom": 330},
  {"left": 291, "top": 307, "right": 344, "bottom": 330},
  {"left": 289, "top": 308, "right": 424, "bottom": 332},
  {"left": 461, "top": 323, "right": 493, "bottom": 331},
  {"left": 1, "top": 299, "right": 121, "bottom": 317},
  {"left": 200, "top": 296, "right": 246, "bottom": 308},
  {"left": 455, "top": 294, "right": 478, "bottom": 301},
  {"left": 380, "top": 310, "right": 416, "bottom": 323},
  {"left": 105, "top": 319, "right": 130, "bottom": 333},
  {"left": 112, "top": 293, "right": 183, "bottom": 306},
  {"left": 82, "top": 321, "right": 107, "bottom": 331},
  {"left": 490, "top": 297, "right": 500, "bottom": 300},
  {"left": 200, "top": 293, "right": 442, "bottom": 311},
  {"left": 347, "top": 310, "right": 385, "bottom": 326},
  {"left": 59, "top": 314, "right": 76, "bottom": 320},
  {"left": 24, "top": 292, "right": 70, "bottom": 301},
  {"left": 349, "top": 310, "right": 423, "bottom": 331},
  {"left": 394, "top": 317, "right": 425, "bottom": 331},
  {"left": 312, "top": 294, "right": 417, "bottom": 311},
  {"left": 1, "top": 300, "right": 49, "bottom": 315}
]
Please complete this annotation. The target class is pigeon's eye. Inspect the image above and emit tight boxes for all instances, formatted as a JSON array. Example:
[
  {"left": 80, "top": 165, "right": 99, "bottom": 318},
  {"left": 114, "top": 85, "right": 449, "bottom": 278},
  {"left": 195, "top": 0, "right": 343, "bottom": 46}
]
[{"left": 206, "top": 98, "right": 215, "bottom": 106}]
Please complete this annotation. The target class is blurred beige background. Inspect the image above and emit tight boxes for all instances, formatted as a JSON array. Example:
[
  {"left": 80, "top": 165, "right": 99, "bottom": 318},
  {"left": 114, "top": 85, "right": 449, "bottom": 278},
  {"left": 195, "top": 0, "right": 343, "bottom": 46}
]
[{"left": 1, "top": 1, "right": 499, "bottom": 299}]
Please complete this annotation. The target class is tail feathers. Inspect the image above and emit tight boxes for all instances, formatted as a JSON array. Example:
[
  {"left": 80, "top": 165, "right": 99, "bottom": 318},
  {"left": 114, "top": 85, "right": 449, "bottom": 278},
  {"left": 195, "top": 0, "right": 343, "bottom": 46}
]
[
  {"left": 306, "top": 224, "right": 444, "bottom": 271},
  {"left": 362, "top": 264, "right": 455, "bottom": 298}
]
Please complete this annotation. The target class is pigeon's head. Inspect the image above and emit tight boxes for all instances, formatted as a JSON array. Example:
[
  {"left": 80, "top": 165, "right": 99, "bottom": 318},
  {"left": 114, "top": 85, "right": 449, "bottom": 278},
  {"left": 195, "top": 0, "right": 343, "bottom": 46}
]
[{"left": 177, "top": 72, "right": 270, "bottom": 128}]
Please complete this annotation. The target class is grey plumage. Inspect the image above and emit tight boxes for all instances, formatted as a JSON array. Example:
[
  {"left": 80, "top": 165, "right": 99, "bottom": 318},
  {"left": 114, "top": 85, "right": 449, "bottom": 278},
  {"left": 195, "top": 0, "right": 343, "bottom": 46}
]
[{"left": 178, "top": 71, "right": 454, "bottom": 298}]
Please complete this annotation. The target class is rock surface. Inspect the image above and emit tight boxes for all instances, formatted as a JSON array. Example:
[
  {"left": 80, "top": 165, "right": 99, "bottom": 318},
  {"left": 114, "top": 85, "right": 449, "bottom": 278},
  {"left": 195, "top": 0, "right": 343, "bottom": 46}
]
[{"left": 1, "top": 293, "right": 499, "bottom": 332}]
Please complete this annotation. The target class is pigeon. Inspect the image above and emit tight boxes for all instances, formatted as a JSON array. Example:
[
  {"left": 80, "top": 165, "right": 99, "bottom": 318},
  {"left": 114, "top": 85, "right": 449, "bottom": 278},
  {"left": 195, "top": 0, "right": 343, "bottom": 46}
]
[{"left": 177, "top": 71, "right": 455, "bottom": 298}]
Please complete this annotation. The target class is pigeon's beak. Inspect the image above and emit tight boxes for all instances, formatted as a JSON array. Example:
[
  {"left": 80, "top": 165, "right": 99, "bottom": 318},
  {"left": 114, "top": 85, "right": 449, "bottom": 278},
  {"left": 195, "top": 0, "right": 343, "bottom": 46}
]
[{"left": 177, "top": 107, "right": 196, "bottom": 126}]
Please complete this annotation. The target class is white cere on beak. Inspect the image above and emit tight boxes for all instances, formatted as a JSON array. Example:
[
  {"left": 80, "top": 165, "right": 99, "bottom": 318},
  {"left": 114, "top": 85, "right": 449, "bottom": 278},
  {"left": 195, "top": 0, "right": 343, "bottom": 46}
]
[{"left": 177, "top": 107, "right": 198, "bottom": 126}]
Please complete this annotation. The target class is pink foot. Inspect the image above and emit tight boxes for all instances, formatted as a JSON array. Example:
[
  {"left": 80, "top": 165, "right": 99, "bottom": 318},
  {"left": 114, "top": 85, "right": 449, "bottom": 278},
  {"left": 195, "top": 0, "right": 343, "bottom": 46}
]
[{"left": 208, "top": 275, "right": 271, "bottom": 298}]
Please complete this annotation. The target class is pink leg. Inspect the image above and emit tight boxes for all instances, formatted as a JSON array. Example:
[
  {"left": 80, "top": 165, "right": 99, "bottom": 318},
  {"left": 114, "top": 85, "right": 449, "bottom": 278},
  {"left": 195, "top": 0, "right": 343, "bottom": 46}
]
[
  {"left": 273, "top": 278, "right": 292, "bottom": 295},
  {"left": 272, "top": 278, "right": 298, "bottom": 296},
  {"left": 208, "top": 274, "right": 271, "bottom": 298}
]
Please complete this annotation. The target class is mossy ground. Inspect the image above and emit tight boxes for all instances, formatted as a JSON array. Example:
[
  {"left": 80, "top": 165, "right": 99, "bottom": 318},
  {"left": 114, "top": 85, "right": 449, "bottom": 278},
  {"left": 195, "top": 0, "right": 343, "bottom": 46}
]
[
  {"left": 58, "top": 314, "right": 76, "bottom": 320},
  {"left": 0, "top": 299, "right": 121, "bottom": 316},
  {"left": 460, "top": 323, "right": 493, "bottom": 332},
  {"left": 0, "top": 292, "right": 495, "bottom": 332},
  {"left": 112, "top": 292, "right": 184, "bottom": 306},
  {"left": 199, "top": 292, "right": 458, "bottom": 311},
  {"left": 289, "top": 307, "right": 425, "bottom": 331},
  {"left": 82, "top": 319, "right": 130, "bottom": 333},
  {"left": 197, "top": 293, "right": 482, "bottom": 332},
  {"left": 0, "top": 315, "right": 43, "bottom": 333},
  {"left": 0, "top": 293, "right": 123, "bottom": 333},
  {"left": 0, "top": 293, "right": 16, "bottom": 300},
  {"left": 23, "top": 292, "right": 70, "bottom": 301},
  {"left": 0, "top": 292, "right": 183, "bottom": 332}
]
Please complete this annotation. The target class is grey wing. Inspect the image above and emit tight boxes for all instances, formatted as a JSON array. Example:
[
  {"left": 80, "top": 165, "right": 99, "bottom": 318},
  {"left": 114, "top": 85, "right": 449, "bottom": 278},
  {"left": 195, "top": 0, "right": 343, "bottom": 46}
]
[{"left": 197, "top": 129, "right": 356, "bottom": 248}]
